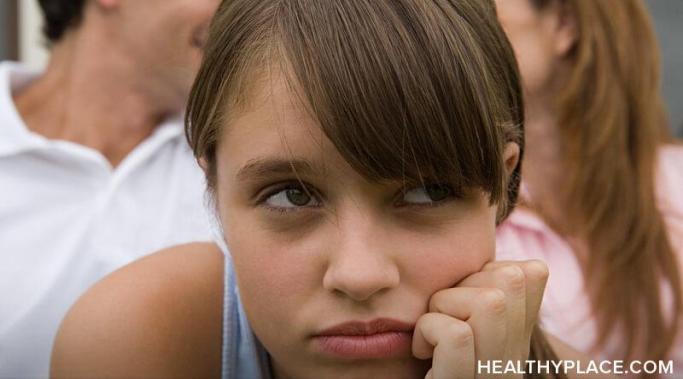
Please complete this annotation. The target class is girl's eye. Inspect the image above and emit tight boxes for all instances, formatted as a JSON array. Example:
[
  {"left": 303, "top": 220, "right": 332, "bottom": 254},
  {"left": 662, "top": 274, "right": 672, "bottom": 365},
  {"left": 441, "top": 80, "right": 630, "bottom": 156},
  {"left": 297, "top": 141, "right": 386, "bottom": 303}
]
[
  {"left": 264, "top": 186, "right": 319, "bottom": 209},
  {"left": 402, "top": 184, "right": 454, "bottom": 204}
]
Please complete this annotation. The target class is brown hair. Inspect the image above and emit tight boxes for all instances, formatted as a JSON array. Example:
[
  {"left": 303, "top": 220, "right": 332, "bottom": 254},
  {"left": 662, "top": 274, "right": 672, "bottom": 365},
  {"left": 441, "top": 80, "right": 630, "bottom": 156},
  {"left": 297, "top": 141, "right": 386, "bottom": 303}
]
[
  {"left": 531, "top": 0, "right": 681, "bottom": 363},
  {"left": 186, "top": 0, "right": 525, "bottom": 218},
  {"left": 186, "top": 0, "right": 560, "bottom": 377}
]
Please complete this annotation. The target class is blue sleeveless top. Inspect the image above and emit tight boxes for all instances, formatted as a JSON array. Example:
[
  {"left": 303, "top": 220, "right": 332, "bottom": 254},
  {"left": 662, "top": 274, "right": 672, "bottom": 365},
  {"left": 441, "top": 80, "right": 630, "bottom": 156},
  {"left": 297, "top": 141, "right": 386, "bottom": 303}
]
[{"left": 212, "top": 224, "right": 272, "bottom": 379}]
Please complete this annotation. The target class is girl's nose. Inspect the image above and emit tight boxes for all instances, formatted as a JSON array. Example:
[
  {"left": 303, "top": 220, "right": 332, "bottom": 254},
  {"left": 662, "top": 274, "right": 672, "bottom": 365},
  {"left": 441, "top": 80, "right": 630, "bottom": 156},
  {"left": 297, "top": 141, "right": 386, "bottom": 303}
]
[{"left": 322, "top": 214, "right": 400, "bottom": 302}]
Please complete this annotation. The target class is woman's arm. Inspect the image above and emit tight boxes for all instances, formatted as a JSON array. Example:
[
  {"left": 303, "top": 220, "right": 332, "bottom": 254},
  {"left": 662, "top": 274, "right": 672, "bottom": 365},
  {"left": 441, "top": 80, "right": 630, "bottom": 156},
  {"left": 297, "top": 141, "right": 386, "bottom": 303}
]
[{"left": 50, "top": 243, "right": 224, "bottom": 379}]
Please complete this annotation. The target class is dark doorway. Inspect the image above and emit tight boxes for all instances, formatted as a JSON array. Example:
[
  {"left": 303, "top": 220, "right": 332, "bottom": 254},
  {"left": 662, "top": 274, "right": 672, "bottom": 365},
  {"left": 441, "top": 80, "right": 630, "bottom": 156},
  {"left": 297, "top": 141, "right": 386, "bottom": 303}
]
[{"left": 0, "top": 0, "right": 19, "bottom": 61}]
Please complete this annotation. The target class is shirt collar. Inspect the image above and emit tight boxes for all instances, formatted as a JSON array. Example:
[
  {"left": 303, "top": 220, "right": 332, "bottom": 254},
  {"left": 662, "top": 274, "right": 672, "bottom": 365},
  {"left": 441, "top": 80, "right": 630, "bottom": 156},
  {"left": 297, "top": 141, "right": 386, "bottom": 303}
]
[
  {"left": 0, "top": 61, "right": 185, "bottom": 157},
  {"left": 0, "top": 61, "right": 44, "bottom": 156}
]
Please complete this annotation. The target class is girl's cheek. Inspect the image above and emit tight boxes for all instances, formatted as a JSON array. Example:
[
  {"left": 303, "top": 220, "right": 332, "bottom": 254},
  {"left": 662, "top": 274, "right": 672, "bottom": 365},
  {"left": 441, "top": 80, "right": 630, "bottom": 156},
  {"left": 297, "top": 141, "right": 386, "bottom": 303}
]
[
  {"left": 228, "top": 224, "right": 319, "bottom": 306},
  {"left": 226, "top": 205, "right": 497, "bottom": 311},
  {"left": 398, "top": 226, "right": 496, "bottom": 289}
]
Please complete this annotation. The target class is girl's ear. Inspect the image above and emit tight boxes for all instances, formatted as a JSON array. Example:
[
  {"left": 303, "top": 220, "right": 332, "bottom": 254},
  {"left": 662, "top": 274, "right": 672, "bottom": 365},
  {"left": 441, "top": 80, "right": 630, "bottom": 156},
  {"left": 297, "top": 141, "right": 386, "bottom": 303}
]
[
  {"left": 198, "top": 157, "right": 210, "bottom": 173},
  {"left": 503, "top": 142, "right": 521, "bottom": 178},
  {"left": 496, "top": 142, "right": 521, "bottom": 224}
]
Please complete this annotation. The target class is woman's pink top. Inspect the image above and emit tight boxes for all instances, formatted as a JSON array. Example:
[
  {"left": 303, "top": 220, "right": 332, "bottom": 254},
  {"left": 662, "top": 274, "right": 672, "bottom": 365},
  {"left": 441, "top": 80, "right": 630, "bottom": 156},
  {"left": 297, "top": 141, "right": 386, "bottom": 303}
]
[{"left": 496, "top": 144, "right": 683, "bottom": 375}]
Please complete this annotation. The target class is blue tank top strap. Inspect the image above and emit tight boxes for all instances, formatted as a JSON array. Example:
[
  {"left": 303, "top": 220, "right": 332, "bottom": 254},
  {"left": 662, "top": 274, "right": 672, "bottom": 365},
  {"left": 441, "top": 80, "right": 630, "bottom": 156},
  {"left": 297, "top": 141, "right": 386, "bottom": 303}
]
[{"left": 210, "top": 215, "right": 272, "bottom": 379}]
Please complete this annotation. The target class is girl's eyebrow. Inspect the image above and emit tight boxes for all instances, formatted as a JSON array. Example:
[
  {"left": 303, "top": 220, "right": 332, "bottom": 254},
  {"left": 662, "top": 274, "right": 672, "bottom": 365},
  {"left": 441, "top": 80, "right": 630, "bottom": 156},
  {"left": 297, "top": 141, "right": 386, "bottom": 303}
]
[{"left": 236, "top": 158, "right": 317, "bottom": 181}]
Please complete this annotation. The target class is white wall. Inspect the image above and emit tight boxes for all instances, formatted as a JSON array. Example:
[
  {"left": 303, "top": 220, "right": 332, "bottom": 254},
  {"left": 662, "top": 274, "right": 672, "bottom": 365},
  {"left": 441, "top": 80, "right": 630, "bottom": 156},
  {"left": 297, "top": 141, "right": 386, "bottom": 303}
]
[{"left": 18, "top": 0, "right": 48, "bottom": 69}]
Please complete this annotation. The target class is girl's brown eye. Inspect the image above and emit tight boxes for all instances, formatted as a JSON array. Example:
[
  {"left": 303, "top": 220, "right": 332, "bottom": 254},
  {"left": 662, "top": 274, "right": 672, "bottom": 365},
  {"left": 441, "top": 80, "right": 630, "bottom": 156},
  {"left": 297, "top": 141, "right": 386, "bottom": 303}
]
[
  {"left": 264, "top": 185, "right": 319, "bottom": 209},
  {"left": 402, "top": 184, "right": 453, "bottom": 204},
  {"left": 425, "top": 184, "right": 453, "bottom": 202},
  {"left": 285, "top": 188, "right": 312, "bottom": 206}
]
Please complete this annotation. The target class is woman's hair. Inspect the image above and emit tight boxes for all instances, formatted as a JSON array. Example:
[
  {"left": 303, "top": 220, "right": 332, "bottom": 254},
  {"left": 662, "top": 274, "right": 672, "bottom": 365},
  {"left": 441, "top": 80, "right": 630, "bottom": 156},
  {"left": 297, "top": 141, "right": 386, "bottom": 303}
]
[
  {"left": 186, "top": 1, "right": 560, "bottom": 377},
  {"left": 531, "top": 0, "right": 681, "bottom": 362}
]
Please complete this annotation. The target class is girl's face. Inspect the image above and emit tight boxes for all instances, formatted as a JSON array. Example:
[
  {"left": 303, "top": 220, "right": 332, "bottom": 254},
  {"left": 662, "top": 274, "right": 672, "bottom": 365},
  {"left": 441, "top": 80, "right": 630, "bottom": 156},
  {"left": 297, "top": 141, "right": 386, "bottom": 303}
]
[{"left": 215, "top": 74, "right": 500, "bottom": 379}]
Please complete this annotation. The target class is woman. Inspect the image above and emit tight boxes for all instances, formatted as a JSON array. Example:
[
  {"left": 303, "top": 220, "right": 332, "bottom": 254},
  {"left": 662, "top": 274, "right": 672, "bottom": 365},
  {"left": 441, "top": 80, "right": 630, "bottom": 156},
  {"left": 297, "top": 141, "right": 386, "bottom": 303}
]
[
  {"left": 494, "top": 0, "right": 683, "bottom": 372},
  {"left": 51, "top": 1, "right": 587, "bottom": 378}
]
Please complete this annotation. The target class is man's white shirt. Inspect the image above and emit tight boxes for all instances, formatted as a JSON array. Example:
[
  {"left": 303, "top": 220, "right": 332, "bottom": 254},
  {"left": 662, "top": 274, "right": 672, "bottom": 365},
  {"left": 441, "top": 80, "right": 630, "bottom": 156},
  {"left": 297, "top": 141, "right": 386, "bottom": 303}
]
[{"left": 0, "top": 61, "right": 213, "bottom": 378}]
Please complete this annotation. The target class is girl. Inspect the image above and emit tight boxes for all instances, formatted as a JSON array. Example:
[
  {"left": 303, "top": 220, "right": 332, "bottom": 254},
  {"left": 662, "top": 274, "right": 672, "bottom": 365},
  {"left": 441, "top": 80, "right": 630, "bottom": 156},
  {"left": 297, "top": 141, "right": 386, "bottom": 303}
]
[
  {"left": 494, "top": 0, "right": 683, "bottom": 374},
  {"left": 51, "top": 1, "right": 586, "bottom": 378}
]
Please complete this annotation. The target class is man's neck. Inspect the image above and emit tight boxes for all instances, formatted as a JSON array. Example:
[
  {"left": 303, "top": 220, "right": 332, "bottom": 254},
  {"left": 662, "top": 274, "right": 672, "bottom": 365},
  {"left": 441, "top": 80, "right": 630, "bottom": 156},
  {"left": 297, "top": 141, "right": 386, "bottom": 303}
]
[{"left": 12, "top": 32, "right": 179, "bottom": 167}]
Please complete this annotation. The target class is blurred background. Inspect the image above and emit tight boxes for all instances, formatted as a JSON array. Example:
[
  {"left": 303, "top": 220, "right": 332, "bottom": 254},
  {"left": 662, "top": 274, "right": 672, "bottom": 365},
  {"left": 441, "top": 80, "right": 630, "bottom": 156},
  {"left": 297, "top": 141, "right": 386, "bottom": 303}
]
[{"left": 0, "top": 0, "right": 681, "bottom": 136}]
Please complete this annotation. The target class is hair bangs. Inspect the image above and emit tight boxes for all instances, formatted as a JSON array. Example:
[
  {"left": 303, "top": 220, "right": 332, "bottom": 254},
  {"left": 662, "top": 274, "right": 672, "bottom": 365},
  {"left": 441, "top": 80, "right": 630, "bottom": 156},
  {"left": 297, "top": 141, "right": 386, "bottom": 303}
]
[
  {"left": 275, "top": 0, "right": 512, "bottom": 203},
  {"left": 187, "top": 0, "right": 524, "bottom": 218}
]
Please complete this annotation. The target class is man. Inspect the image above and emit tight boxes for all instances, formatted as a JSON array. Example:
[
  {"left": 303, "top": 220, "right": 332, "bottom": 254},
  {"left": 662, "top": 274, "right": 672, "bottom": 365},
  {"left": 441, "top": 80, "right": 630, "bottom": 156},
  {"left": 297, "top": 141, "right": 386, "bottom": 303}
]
[{"left": 0, "top": 0, "right": 220, "bottom": 377}]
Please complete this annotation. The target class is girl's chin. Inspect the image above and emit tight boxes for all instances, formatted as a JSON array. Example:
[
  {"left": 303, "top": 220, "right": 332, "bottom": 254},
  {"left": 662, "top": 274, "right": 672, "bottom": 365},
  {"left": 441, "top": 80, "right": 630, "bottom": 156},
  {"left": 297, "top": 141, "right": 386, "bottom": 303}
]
[{"left": 277, "top": 356, "right": 431, "bottom": 379}]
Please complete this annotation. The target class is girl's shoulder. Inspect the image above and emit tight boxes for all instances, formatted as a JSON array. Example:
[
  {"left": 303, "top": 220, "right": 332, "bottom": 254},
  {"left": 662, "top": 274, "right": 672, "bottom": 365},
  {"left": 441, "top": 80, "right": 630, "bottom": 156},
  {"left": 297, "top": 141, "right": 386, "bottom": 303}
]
[{"left": 51, "top": 243, "right": 224, "bottom": 379}]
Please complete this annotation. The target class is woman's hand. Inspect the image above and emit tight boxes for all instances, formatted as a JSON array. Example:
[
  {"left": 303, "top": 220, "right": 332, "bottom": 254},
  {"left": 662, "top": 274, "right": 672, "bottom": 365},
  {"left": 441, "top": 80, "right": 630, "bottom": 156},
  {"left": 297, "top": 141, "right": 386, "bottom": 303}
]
[{"left": 412, "top": 260, "right": 549, "bottom": 379}]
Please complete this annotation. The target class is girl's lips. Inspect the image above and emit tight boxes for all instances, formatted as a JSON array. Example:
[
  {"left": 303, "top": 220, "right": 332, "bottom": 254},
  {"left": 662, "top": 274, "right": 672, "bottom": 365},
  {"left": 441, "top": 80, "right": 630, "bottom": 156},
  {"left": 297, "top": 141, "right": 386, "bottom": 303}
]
[
  {"left": 312, "top": 318, "right": 415, "bottom": 359},
  {"left": 313, "top": 332, "right": 413, "bottom": 359}
]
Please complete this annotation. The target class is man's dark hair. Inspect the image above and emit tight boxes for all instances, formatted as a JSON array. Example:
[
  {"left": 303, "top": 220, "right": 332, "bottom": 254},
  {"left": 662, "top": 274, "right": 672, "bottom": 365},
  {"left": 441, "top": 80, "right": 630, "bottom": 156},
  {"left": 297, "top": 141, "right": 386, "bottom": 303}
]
[{"left": 37, "top": 0, "right": 86, "bottom": 43}]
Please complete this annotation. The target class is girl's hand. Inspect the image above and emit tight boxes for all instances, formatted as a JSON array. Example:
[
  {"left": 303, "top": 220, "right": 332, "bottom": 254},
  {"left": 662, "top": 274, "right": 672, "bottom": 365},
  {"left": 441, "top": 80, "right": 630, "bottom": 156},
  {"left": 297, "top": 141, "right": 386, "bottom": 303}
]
[{"left": 412, "top": 260, "right": 549, "bottom": 379}]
